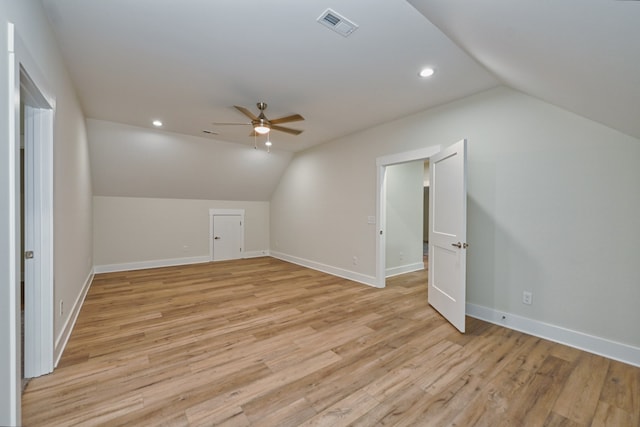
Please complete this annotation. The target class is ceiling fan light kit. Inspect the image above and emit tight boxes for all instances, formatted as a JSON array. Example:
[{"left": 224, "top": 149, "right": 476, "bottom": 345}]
[{"left": 254, "top": 120, "right": 270, "bottom": 135}]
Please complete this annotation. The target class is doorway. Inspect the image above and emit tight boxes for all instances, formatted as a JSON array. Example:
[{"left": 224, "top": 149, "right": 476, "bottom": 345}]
[
  {"left": 17, "top": 52, "right": 55, "bottom": 380},
  {"left": 375, "top": 146, "right": 442, "bottom": 287},
  {"left": 376, "top": 141, "right": 468, "bottom": 332},
  {"left": 384, "top": 161, "right": 425, "bottom": 279},
  {"left": 209, "top": 209, "right": 245, "bottom": 262}
]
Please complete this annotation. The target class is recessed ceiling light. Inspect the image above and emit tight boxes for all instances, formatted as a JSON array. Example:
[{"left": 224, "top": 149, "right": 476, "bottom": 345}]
[
  {"left": 152, "top": 120, "right": 163, "bottom": 127},
  {"left": 419, "top": 67, "right": 435, "bottom": 78}
]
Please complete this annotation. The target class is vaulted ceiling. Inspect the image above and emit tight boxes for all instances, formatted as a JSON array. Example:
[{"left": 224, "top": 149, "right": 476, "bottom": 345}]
[
  {"left": 409, "top": 0, "right": 640, "bottom": 141},
  {"left": 40, "top": 0, "right": 640, "bottom": 199}
]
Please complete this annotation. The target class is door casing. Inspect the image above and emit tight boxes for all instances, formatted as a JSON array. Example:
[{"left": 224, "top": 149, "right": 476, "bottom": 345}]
[
  {"left": 209, "top": 208, "right": 245, "bottom": 261},
  {"left": 375, "top": 145, "right": 442, "bottom": 287}
]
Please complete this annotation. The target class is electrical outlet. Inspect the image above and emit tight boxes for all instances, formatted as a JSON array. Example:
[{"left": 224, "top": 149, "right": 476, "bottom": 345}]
[
  {"left": 352, "top": 256, "right": 358, "bottom": 265},
  {"left": 522, "top": 291, "right": 533, "bottom": 305}
]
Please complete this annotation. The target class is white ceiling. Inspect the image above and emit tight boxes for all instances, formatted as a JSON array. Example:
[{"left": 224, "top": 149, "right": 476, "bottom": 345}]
[
  {"left": 40, "top": 0, "right": 500, "bottom": 152},
  {"left": 40, "top": 0, "right": 640, "bottom": 150}
]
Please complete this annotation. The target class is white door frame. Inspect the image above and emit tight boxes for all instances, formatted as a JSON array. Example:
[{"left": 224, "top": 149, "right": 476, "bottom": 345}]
[
  {"left": 6, "top": 22, "right": 55, "bottom": 424},
  {"left": 209, "top": 209, "right": 245, "bottom": 261},
  {"left": 375, "top": 145, "right": 442, "bottom": 287}
]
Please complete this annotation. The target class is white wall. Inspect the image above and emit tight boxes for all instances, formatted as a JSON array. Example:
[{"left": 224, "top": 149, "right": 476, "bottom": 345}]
[
  {"left": 385, "top": 161, "right": 424, "bottom": 276},
  {"left": 270, "top": 86, "right": 640, "bottom": 354},
  {"left": 94, "top": 196, "right": 269, "bottom": 269},
  {"left": 0, "top": 1, "right": 92, "bottom": 424}
]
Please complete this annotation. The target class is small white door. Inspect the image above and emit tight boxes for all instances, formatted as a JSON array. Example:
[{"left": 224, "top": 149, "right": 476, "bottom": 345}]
[
  {"left": 428, "top": 139, "right": 468, "bottom": 332},
  {"left": 212, "top": 215, "right": 242, "bottom": 261},
  {"left": 23, "top": 106, "right": 37, "bottom": 377},
  {"left": 23, "top": 104, "right": 54, "bottom": 378}
]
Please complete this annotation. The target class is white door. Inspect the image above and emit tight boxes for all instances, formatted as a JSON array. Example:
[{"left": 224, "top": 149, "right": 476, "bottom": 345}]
[
  {"left": 23, "top": 106, "right": 37, "bottom": 377},
  {"left": 23, "top": 104, "right": 54, "bottom": 378},
  {"left": 212, "top": 215, "right": 242, "bottom": 261},
  {"left": 428, "top": 139, "right": 467, "bottom": 332}
]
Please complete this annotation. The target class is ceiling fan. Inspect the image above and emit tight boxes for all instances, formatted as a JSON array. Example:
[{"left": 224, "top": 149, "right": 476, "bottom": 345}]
[{"left": 213, "top": 102, "right": 304, "bottom": 136}]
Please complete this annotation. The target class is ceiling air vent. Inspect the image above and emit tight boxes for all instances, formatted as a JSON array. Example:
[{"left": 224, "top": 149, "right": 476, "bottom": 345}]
[{"left": 317, "top": 9, "right": 358, "bottom": 37}]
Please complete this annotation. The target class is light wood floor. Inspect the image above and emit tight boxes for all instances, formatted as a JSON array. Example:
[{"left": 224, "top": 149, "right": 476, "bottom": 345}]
[{"left": 22, "top": 258, "right": 640, "bottom": 426}]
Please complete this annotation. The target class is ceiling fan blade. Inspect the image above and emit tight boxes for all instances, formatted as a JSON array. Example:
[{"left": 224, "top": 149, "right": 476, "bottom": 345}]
[
  {"left": 271, "top": 125, "right": 303, "bottom": 135},
  {"left": 269, "top": 114, "right": 305, "bottom": 125},
  {"left": 234, "top": 105, "right": 258, "bottom": 120}
]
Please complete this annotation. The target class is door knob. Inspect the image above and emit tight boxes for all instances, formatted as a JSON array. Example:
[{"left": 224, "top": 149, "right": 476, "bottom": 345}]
[
  {"left": 214, "top": 236, "right": 221, "bottom": 240},
  {"left": 451, "top": 242, "right": 462, "bottom": 248}
]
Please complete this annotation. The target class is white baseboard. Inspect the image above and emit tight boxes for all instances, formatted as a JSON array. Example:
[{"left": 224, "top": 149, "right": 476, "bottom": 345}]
[
  {"left": 386, "top": 262, "right": 425, "bottom": 278},
  {"left": 94, "top": 255, "right": 211, "bottom": 274},
  {"left": 243, "top": 250, "right": 270, "bottom": 259},
  {"left": 466, "top": 303, "right": 640, "bottom": 368},
  {"left": 93, "top": 252, "right": 270, "bottom": 274},
  {"left": 271, "top": 251, "right": 378, "bottom": 288},
  {"left": 54, "top": 268, "right": 94, "bottom": 367}
]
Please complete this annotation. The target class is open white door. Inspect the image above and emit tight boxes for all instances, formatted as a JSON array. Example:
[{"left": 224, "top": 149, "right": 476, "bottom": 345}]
[{"left": 428, "top": 139, "right": 467, "bottom": 332}]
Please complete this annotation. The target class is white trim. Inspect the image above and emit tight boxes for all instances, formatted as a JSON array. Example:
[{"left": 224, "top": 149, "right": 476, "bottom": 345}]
[
  {"left": 6, "top": 22, "right": 20, "bottom": 426},
  {"left": 243, "top": 250, "right": 270, "bottom": 258},
  {"left": 208, "top": 208, "right": 245, "bottom": 216},
  {"left": 375, "top": 146, "right": 443, "bottom": 168},
  {"left": 271, "top": 251, "right": 378, "bottom": 288},
  {"left": 466, "top": 303, "right": 640, "bottom": 368},
  {"left": 376, "top": 145, "right": 442, "bottom": 287},
  {"left": 94, "top": 256, "right": 210, "bottom": 274},
  {"left": 385, "top": 262, "right": 425, "bottom": 278},
  {"left": 375, "top": 164, "right": 386, "bottom": 287},
  {"left": 54, "top": 270, "right": 94, "bottom": 367}
]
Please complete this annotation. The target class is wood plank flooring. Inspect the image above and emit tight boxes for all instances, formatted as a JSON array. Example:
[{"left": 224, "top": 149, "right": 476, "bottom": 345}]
[{"left": 22, "top": 257, "right": 640, "bottom": 426}]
